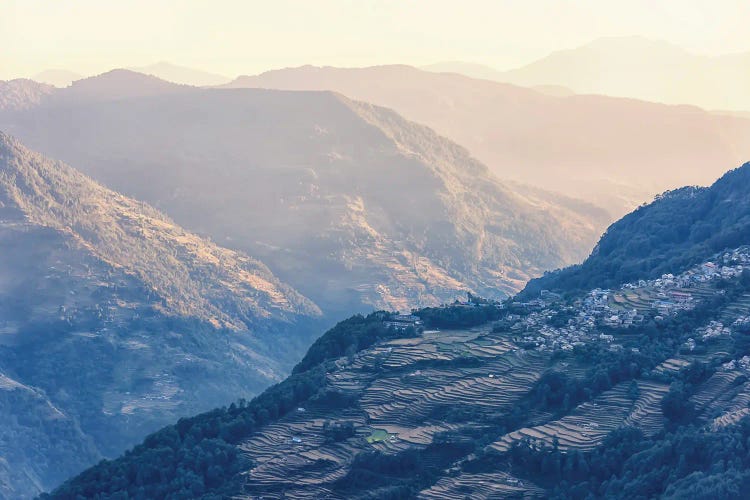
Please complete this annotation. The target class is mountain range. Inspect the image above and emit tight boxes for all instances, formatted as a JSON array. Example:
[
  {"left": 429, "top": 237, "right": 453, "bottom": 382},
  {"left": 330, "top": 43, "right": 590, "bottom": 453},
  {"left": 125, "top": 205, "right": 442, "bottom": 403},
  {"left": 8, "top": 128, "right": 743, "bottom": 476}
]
[
  {"left": 0, "top": 70, "right": 607, "bottom": 318},
  {"left": 49, "top": 161, "right": 750, "bottom": 499},
  {"left": 224, "top": 63, "right": 750, "bottom": 218},
  {"left": 0, "top": 133, "right": 322, "bottom": 498},
  {"left": 5, "top": 47, "right": 750, "bottom": 499},
  {"left": 431, "top": 37, "right": 750, "bottom": 112},
  {"left": 30, "top": 63, "right": 231, "bottom": 88}
]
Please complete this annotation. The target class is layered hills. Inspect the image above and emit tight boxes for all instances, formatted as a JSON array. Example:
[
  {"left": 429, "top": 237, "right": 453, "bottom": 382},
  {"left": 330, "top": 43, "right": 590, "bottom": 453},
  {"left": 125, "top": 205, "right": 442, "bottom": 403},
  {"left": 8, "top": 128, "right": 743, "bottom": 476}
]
[
  {"left": 0, "top": 133, "right": 321, "bottom": 498},
  {"left": 50, "top": 162, "right": 750, "bottom": 499},
  {"left": 225, "top": 64, "right": 750, "bottom": 217},
  {"left": 0, "top": 70, "right": 606, "bottom": 316},
  {"left": 499, "top": 36, "right": 750, "bottom": 111}
]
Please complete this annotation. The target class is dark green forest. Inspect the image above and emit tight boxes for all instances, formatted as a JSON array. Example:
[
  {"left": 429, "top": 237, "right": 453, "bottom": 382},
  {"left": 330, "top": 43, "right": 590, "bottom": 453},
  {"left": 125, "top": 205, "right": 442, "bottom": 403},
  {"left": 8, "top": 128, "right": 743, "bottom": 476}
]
[{"left": 523, "top": 163, "right": 750, "bottom": 297}]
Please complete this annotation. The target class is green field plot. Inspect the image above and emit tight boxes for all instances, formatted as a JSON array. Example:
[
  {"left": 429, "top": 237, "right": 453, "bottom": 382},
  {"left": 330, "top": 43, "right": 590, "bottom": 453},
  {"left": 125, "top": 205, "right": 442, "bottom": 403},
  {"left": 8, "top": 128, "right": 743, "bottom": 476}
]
[{"left": 365, "top": 428, "right": 396, "bottom": 443}]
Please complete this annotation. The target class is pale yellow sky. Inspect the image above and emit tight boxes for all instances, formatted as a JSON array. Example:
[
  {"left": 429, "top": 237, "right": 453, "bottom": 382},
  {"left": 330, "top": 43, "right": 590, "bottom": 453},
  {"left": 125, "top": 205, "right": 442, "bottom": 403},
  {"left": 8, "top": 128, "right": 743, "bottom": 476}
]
[{"left": 2, "top": 0, "right": 749, "bottom": 80}]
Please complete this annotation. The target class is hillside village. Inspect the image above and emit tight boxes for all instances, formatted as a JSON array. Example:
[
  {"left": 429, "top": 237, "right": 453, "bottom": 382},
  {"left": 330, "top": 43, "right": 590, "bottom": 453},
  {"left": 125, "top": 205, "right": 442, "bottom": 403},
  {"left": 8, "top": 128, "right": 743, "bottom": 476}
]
[
  {"left": 204, "top": 246, "right": 750, "bottom": 498},
  {"left": 498, "top": 247, "right": 750, "bottom": 353}
]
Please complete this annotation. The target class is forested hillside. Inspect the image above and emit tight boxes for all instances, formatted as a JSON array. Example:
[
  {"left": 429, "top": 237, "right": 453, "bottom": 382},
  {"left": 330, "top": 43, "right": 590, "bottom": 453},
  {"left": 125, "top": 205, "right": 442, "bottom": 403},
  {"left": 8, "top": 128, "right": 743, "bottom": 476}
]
[
  {"left": 0, "top": 134, "right": 322, "bottom": 498},
  {"left": 523, "top": 162, "right": 750, "bottom": 297}
]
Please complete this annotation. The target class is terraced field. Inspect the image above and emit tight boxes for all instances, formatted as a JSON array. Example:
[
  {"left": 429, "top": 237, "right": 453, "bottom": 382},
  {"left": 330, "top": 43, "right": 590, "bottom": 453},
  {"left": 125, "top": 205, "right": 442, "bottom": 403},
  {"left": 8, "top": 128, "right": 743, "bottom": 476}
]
[
  {"left": 234, "top": 313, "right": 686, "bottom": 498},
  {"left": 236, "top": 325, "right": 552, "bottom": 498},
  {"left": 611, "top": 282, "right": 716, "bottom": 314},
  {"left": 654, "top": 357, "right": 693, "bottom": 374},
  {"left": 611, "top": 289, "right": 656, "bottom": 312},
  {"left": 418, "top": 471, "right": 546, "bottom": 499},
  {"left": 720, "top": 293, "right": 750, "bottom": 322},
  {"left": 233, "top": 262, "right": 750, "bottom": 499},
  {"left": 690, "top": 370, "right": 750, "bottom": 429},
  {"left": 491, "top": 379, "right": 669, "bottom": 453},
  {"left": 236, "top": 306, "right": 736, "bottom": 497}
]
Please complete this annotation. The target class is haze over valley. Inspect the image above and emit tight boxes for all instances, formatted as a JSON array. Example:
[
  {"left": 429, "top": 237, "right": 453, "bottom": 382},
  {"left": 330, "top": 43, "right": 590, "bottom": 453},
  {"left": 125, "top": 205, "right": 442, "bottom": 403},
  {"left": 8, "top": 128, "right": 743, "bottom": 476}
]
[
  {"left": 0, "top": 71, "right": 608, "bottom": 317},
  {"left": 227, "top": 63, "right": 750, "bottom": 218},
  {"left": 2, "top": 1, "right": 750, "bottom": 498}
]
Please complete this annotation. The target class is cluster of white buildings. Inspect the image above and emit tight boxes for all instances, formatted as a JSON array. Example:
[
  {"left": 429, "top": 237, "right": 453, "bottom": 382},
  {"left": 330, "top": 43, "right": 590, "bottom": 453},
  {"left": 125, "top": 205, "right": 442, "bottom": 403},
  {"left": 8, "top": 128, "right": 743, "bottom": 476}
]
[
  {"left": 722, "top": 356, "right": 750, "bottom": 373},
  {"left": 383, "top": 314, "right": 423, "bottom": 331},
  {"left": 698, "top": 320, "right": 732, "bottom": 341},
  {"left": 733, "top": 315, "right": 750, "bottom": 332},
  {"left": 501, "top": 247, "right": 750, "bottom": 353}
]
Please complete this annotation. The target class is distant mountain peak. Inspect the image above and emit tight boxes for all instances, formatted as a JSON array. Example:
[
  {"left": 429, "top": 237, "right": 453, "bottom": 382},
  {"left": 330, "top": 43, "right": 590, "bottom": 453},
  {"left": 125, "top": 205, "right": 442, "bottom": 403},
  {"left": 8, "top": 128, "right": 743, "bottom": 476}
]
[
  {"left": 56, "top": 69, "right": 192, "bottom": 102},
  {"left": 568, "top": 35, "right": 695, "bottom": 58},
  {"left": 68, "top": 68, "right": 180, "bottom": 88},
  {"left": 0, "top": 79, "right": 55, "bottom": 111},
  {"left": 128, "top": 61, "right": 231, "bottom": 86},
  {"left": 500, "top": 36, "right": 750, "bottom": 109}
]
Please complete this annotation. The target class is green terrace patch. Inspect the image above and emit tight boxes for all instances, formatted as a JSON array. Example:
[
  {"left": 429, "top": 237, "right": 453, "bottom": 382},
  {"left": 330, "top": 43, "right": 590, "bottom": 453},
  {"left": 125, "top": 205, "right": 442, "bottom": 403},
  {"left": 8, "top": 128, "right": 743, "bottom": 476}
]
[{"left": 365, "top": 428, "right": 398, "bottom": 444}]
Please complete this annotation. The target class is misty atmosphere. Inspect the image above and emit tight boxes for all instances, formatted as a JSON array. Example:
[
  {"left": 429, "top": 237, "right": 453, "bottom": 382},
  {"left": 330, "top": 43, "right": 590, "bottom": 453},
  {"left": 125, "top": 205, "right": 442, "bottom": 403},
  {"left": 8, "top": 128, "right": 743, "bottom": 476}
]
[{"left": 2, "top": 1, "right": 750, "bottom": 498}]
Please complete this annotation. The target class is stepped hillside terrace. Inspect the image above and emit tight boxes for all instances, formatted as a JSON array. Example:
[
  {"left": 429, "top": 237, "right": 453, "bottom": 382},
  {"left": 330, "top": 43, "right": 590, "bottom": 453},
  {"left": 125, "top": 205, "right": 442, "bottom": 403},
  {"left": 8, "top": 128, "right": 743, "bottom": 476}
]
[{"left": 234, "top": 247, "right": 750, "bottom": 498}]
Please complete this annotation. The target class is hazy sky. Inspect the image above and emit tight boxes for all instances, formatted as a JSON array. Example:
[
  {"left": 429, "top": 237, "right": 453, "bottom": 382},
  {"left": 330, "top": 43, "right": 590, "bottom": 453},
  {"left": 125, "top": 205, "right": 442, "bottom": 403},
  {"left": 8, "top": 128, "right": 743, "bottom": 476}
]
[{"left": 2, "top": 0, "right": 749, "bottom": 80}]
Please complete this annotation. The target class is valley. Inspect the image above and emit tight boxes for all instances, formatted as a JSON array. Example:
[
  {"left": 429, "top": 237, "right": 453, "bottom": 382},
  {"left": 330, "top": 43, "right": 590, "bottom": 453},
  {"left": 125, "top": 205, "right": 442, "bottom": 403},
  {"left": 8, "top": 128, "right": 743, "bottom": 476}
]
[
  {"left": 0, "top": 72, "right": 606, "bottom": 315},
  {"left": 5, "top": 4, "right": 750, "bottom": 499}
]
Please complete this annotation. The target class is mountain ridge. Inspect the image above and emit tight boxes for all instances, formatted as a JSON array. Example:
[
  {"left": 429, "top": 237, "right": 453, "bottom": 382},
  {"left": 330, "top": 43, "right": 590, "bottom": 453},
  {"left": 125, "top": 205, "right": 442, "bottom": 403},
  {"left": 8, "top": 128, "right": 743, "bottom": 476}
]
[
  {"left": 0, "top": 131, "right": 320, "bottom": 328},
  {"left": 0, "top": 73, "right": 607, "bottom": 315},
  {"left": 499, "top": 36, "right": 750, "bottom": 111},
  {"left": 127, "top": 62, "right": 230, "bottom": 86},
  {"left": 31, "top": 70, "right": 82, "bottom": 88},
  {"left": 522, "top": 161, "right": 750, "bottom": 297},
  {"left": 0, "top": 133, "right": 324, "bottom": 499},
  {"left": 225, "top": 64, "right": 750, "bottom": 218}
]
